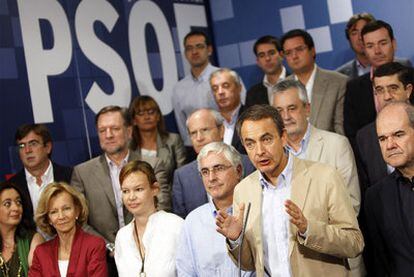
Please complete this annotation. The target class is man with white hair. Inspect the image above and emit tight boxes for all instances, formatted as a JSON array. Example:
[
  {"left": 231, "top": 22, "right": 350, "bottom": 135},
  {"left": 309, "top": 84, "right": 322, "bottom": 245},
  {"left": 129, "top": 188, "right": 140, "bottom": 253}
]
[{"left": 176, "top": 142, "right": 254, "bottom": 276}]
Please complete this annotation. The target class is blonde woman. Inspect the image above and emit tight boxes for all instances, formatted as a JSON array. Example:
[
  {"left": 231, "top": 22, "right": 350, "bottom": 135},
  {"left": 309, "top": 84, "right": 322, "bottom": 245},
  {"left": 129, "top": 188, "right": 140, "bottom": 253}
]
[{"left": 29, "top": 183, "right": 107, "bottom": 276}]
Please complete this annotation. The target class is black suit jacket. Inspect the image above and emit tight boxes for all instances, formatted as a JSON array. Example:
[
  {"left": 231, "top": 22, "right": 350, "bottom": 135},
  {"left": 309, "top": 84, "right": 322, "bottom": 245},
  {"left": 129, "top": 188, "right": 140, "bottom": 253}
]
[
  {"left": 365, "top": 172, "right": 414, "bottom": 277},
  {"left": 344, "top": 73, "right": 376, "bottom": 149},
  {"left": 230, "top": 105, "right": 246, "bottom": 154},
  {"left": 245, "top": 83, "right": 268, "bottom": 107},
  {"left": 8, "top": 162, "right": 73, "bottom": 218}
]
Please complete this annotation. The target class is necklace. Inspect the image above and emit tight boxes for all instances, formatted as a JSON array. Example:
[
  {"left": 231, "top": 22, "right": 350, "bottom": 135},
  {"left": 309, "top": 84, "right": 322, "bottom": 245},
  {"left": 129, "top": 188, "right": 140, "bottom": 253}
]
[
  {"left": 134, "top": 222, "right": 146, "bottom": 277},
  {"left": 0, "top": 252, "right": 22, "bottom": 277}
]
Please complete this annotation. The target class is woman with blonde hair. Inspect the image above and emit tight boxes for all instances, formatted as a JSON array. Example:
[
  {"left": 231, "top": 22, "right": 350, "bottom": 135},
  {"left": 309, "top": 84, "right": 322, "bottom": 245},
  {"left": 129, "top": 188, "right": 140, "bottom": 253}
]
[
  {"left": 0, "top": 181, "right": 43, "bottom": 276},
  {"left": 115, "top": 160, "right": 183, "bottom": 276},
  {"left": 29, "top": 182, "right": 107, "bottom": 276}
]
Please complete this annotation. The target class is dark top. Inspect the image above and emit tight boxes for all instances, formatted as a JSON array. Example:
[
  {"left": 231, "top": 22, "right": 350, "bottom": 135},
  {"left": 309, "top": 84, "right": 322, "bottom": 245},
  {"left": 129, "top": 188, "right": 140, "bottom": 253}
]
[{"left": 365, "top": 170, "right": 414, "bottom": 277}]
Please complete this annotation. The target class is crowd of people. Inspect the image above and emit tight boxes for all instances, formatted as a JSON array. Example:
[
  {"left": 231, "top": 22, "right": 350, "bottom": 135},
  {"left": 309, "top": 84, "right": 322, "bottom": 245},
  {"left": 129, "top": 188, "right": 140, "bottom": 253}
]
[{"left": 2, "top": 12, "right": 414, "bottom": 277}]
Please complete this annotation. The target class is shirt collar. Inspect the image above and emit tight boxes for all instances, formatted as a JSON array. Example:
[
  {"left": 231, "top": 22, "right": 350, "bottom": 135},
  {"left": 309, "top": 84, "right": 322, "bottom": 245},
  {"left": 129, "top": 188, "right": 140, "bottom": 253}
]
[
  {"left": 294, "top": 64, "right": 317, "bottom": 85},
  {"left": 285, "top": 123, "right": 311, "bottom": 156},
  {"left": 208, "top": 198, "right": 233, "bottom": 218},
  {"left": 259, "top": 152, "right": 293, "bottom": 189},
  {"left": 223, "top": 104, "right": 242, "bottom": 125},
  {"left": 263, "top": 66, "right": 287, "bottom": 87},
  {"left": 192, "top": 63, "right": 213, "bottom": 82},
  {"left": 105, "top": 151, "right": 130, "bottom": 168},
  {"left": 24, "top": 159, "right": 52, "bottom": 182}
]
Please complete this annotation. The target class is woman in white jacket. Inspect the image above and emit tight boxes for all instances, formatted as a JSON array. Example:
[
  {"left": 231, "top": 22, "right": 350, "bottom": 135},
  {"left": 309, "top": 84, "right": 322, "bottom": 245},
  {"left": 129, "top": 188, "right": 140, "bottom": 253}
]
[{"left": 115, "top": 160, "right": 183, "bottom": 277}]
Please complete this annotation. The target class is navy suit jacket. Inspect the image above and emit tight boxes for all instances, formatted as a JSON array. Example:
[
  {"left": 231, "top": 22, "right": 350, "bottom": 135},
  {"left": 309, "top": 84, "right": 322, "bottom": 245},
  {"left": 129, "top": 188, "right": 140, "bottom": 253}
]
[
  {"left": 8, "top": 162, "right": 72, "bottom": 218},
  {"left": 172, "top": 155, "right": 255, "bottom": 218}
]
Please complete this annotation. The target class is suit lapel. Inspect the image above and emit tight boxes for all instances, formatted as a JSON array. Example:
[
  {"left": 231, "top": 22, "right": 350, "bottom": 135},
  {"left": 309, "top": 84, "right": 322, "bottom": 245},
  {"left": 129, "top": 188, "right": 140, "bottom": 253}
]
[
  {"left": 96, "top": 156, "right": 117, "bottom": 211},
  {"left": 306, "top": 126, "right": 323, "bottom": 161},
  {"left": 66, "top": 228, "right": 82, "bottom": 276},
  {"left": 309, "top": 68, "right": 327, "bottom": 124},
  {"left": 289, "top": 158, "right": 311, "bottom": 257}
]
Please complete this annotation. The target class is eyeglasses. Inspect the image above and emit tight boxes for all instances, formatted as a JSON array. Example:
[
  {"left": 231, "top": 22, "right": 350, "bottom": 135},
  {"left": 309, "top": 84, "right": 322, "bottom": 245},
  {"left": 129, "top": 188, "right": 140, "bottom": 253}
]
[
  {"left": 135, "top": 108, "right": 157, "bottom": 116},
  {"left": 17, "top": 140, "right": 42, "bottom": 150},
  {"left": 283, "top": 45, "right": 308, "bottom": 57},
  {"left": 189, "top": 126, "right": 219, "bottom": 138},
  {"left": 200, "top": 164, "right": 232, "bottom": 177},
  {"left": 374, "top": 84, "right": 403, "bottom": 96},
  {"left": 185, "top": 43, "right": 207, "bottom": 52}
]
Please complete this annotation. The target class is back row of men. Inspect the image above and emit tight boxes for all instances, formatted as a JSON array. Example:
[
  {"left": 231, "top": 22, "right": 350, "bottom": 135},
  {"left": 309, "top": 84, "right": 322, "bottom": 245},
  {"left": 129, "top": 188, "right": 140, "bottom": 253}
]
[{"left": 8, "top": 13, "right": 414, "bottom": 276}]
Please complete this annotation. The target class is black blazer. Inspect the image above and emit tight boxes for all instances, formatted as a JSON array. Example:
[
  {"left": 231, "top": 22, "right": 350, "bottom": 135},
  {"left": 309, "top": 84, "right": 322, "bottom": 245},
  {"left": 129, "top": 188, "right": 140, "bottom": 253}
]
[
  {"left": 365, "top": 172, "right": 414, "bottom": 277},
  {"left": 8, "top": 162, "right": 73, "bottom": 218},
  {"left": 230, "top": 105, "right": 246, "bottom": 155},
  {"left": 245, "top": 83, "right": 269, "bottom": 108},
  {"left": 344, "top": 73, "right": 376, "bottom": 149},
  {"left": 356, "top": 122, "right": 388, "bottom": 195}
]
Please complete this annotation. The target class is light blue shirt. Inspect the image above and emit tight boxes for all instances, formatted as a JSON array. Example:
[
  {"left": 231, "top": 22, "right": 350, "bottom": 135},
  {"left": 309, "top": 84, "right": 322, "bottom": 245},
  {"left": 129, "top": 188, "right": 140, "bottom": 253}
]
[
  {"left": 106, "top": 152, "right": 129, "bottom": 228},
  {"left": 285, "top": 123, "right": 311, "bottom": 159},
  {"left": 176, "top": 200, "right": 255, "bottom": 277},
  {"left": 259, "top": 154, "right": 293, "bottom": 277},
  {"left": 172, "top": 63, "right": 220, "bottom": 146}
]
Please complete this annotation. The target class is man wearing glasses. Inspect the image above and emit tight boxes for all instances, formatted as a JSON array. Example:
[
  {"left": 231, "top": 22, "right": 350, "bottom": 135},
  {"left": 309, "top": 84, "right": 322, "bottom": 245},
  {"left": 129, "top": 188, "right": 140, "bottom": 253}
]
[
  {"left": 9, "top": 123, "right": 72, "bottom": 219},
  {"left": 172, "top": 31, "right": 219, "bottom": 159},
  {"left": 176, "top": 142, "right": 254, "bottom": 276},
  {"left": 281, "top": 29, "right": 347, "bottom": 135},
  {"left": 172, "top": 108, "right": 254, "bottom": 218}
]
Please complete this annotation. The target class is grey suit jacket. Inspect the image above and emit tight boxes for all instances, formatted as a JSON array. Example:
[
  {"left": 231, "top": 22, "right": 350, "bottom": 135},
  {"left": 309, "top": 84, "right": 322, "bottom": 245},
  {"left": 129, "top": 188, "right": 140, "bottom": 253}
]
[
  {"left": 71, "top": 150, "right": 168, "bottom": 243},
  {"left": 289, "top": 67, "right": 347, "bottom": 135}
]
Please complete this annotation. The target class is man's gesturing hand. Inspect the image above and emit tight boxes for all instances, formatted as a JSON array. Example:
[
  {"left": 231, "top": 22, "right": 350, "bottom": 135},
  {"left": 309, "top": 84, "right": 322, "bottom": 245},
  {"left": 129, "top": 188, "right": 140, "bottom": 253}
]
[
  {"left": 285, "top": 199, "right": 308, "bottom": 234},
  {"left": 216, "top": 203, "right": 245, "bottom": 241}
]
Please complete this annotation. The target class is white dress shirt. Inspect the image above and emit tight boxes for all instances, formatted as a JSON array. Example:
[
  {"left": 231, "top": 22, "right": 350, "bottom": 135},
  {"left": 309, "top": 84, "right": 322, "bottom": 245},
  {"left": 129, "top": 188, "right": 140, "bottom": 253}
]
[
  {"left": 115, "top": 211, "right": 183, "bottom": 277},
  {"left": 223, "top": 104, "right": 241, "bottom": 146},
  {"left": 25, "top": 160, "right": 54, "bottom": 213},
  {"left": 263, "top": 66, "right": 287, "bottom": 104},
  {"left": 294, "top": 65, "right": 317, "bottom": 103},
  {"left": 259, "top": 155, "right": 293, "bottom": 277}
]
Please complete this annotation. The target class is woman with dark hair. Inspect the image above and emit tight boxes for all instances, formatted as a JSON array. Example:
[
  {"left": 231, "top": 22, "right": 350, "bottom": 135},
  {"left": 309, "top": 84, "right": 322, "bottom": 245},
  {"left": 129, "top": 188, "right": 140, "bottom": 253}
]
[
  {"left": 0, "top": 181, "right": 43, "bottom": 276},
  {"left": 115, "top": 160, "right": 183, "bottom": 277},
  {"left": 129, "top": 95, "right": 187, "bottom": 180},
  {"left": 29, "top": 182, "right": 107, "bottom": 276}
]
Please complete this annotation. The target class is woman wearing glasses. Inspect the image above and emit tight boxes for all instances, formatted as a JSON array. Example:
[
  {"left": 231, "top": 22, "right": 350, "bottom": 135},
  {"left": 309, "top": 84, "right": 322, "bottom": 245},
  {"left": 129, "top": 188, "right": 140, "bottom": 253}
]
[
  {"left": 115, "top": 160, "right": 183, "bottom": 277},
  {"left": 129, "top": 95, "right": 187, "bottom": 182}
]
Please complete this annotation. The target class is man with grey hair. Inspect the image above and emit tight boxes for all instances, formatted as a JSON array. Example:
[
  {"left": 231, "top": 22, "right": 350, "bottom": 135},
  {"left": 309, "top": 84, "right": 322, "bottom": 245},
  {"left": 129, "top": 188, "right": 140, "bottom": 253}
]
[
  {"left": 272, "top": 79, "right": 363, "bottom": 276},
  {"left": 176, "top": 142, "right": 254, "bottom": 276},
  {"left": 210, "top": 68, "right": 246, "bottom": 154},
  {"left": 365, "top": 102, "right": 414, "bottom": 276},
  {"left": 172, "top": 108, "right": 255, "bottom": 218}
]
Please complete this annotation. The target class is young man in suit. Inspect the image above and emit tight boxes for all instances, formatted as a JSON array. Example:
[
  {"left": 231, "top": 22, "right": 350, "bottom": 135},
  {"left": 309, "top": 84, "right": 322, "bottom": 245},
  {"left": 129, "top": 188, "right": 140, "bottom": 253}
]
[
  {"left": 172, "top": 108, "right": 255, "bottom": 218},
  {"left": 365, "top": 102, "right": 414, "bottom": 276},
  {"left": 281, "top": 29, "right": 347, "bottom": 135},
  {"left": 245, "top": 35, "right": 287, "bottom": 107},
  {"left": 216, "top": 105, "right": 363, "bottom": 276},
  {"left": 9, "top": 123, "right": 72, "bottom": 219}
]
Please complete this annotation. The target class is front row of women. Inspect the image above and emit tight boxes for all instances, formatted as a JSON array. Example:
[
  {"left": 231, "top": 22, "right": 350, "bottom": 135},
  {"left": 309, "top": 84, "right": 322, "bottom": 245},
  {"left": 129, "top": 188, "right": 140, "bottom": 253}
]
[{"left": 0, "top": 160, "right": 183, "bottom": 276}]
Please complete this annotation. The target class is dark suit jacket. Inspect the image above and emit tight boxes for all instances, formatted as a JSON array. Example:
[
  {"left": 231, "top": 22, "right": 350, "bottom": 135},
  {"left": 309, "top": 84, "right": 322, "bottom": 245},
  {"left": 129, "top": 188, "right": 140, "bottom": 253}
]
[
  {"left": 172, "top": 155, "right": 255, "bottom": 218},
  {"left": 8, "top": 162, "right": 72, "bottom": 218},
  {"left": 245, "top": 83, "right": 268, "bottom": 108},
  {"left": 29, "top": 227, "right": 108, "bottom": 277},
  {"left": 356, "top": 122, "right": 388, "bottom": 195},
  {"left": 344, "top": 73, "right": 376, "bottom": 150},
  {"left": 230, "top": 105, "right": 246, "bottom": 155},
  {"left": 365, "top": 172, "right": 414, "bottom": 277},
  {"left": 337, "top": 58, "right": 412, "bottom": 79}
]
